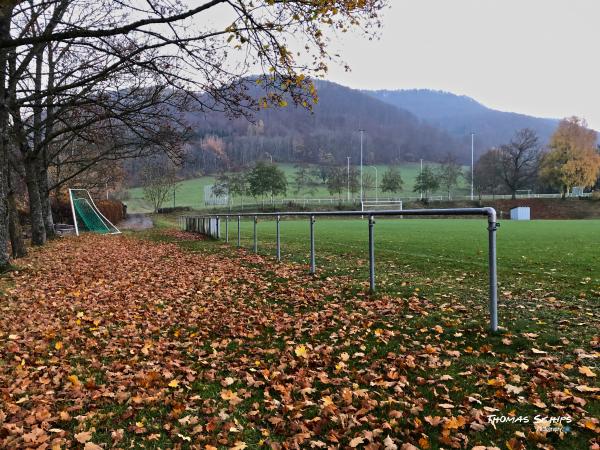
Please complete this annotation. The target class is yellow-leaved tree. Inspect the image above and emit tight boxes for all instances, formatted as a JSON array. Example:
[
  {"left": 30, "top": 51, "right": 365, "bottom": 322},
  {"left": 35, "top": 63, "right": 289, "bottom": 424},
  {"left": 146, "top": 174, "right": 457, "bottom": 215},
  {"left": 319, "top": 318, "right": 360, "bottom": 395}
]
[{"left": 539, "top": 117, "right": 600, "bottom": 197}]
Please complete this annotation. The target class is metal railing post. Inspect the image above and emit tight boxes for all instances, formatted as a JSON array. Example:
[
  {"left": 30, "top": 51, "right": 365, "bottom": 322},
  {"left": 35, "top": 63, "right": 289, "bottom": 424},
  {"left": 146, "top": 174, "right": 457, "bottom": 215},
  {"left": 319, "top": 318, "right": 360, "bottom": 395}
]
[
  {"left": 276, "top": 215, "right": 281, "bottom": 262},
  {"left": 216, "top": 216, "right": 220, "bottom": 239},
  {"left": 368, "top": 215, "right": 375, "bottom": 293},
  {"left": 225, "top": 216, "right": 229, "bottom": 243},
  {"left": 487, "top": 214, "right": 499, "bottom": 332},
  {"left": 179, "top": 207, "right": 501, "bottom": 331},
  {"left": 253, "top": 216, "right": 258, "bottom": 253},
  {"left": 309, "top": 215, "right": 316, "bottom": 274}
]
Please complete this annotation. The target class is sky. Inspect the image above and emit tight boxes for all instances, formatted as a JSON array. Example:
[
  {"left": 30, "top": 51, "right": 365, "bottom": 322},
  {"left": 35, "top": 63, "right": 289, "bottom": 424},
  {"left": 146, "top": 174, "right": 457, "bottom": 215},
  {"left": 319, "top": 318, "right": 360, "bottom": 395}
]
[{"left": 323, "top": 0, "right": 600, "bottom": 129}]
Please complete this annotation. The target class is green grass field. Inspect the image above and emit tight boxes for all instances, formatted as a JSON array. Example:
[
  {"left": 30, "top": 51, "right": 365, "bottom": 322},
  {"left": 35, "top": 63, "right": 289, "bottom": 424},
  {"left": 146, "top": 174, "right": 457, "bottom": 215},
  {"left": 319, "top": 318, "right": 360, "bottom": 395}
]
[
  {"left": 151, "top": 216, "right": 600, "bottom": 448},
  {"left": 221, "top": 218, "right": 599, "bottom": 300},
  {"left": 127, "top": 163, "right": 470, "bottom": 212},
  {"left": 5, "top": 217, "right": 596, "bottom": 449}
]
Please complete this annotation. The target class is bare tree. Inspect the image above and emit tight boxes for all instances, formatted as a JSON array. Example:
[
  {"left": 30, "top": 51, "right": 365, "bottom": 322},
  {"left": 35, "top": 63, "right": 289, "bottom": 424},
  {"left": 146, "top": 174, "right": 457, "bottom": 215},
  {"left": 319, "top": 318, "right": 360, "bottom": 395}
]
[
  {"left": 437, "top": 153, "right": 462, "bottom": 200},
  {"left": 141, "top": 159, "right": 179, "bottom": 213},
  {"left": 498, "top": 128, "right": 541, "bottom": 199},
  {"left": 474, "top": 148, "right": 505, "bottom": 199},
  {"left": 0, "top": 0, "right": 387, "bottom": 267}
]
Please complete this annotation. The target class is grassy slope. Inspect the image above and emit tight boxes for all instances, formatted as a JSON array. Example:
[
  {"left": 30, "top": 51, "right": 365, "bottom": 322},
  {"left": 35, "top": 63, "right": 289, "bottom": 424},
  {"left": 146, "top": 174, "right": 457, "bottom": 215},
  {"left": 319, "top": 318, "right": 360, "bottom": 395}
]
[{"left": 126, "top": 163, "right": 470, "bottom": 212}]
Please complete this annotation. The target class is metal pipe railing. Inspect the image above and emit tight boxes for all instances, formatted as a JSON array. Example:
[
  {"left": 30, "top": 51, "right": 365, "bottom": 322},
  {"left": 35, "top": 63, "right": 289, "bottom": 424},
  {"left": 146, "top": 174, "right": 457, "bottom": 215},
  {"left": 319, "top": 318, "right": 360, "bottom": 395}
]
[{"left": 181, "top": 208, "right": 499, "bottom": 332}]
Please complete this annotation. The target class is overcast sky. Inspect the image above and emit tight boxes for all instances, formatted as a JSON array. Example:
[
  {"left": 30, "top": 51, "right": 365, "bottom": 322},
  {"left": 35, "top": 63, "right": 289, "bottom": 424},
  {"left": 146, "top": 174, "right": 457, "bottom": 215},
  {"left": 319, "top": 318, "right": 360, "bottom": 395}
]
[{"left": 324, "top": 0, "right": 600, "bottom": 129}]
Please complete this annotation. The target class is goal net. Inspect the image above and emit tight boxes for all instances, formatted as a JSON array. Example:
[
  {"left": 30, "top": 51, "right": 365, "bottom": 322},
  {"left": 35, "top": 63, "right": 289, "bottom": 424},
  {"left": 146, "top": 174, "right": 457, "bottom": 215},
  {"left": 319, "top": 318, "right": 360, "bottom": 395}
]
[
  {"left": 204, "top": 185, "right": 229, "bottom": 206},
  {"left": 69, "top": 189, "right": 121, "bottom": 236},
  {"left": 361, "top": 200, "right": 403, "bottom": 212}
]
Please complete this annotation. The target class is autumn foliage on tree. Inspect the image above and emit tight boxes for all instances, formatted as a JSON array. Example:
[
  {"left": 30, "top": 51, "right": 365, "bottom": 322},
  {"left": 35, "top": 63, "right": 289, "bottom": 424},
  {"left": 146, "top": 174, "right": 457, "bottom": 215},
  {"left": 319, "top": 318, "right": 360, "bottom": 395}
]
[{"left": 539, "top": 117, "right": 600, "bottom": 197}]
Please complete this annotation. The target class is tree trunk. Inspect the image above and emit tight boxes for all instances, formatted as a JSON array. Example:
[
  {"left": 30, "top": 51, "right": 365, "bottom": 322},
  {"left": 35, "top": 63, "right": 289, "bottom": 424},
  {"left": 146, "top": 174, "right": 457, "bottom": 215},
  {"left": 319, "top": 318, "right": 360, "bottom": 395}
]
[
  {"left": 38, "top": 164, "right": 55, "bottom": 239},
  {"left": 41, "top": 44, "right": 56, "bottom": 239},
  {"left": 33, "top": 47, "right": 55, "bottom": 239},
  {"left": 24, "top": 155, "right": 47, "bottom": 246},
  {"left": 7, "top": 186, "right": 27, "bottom": 258},
  {"left": 0, "top": 2, "right": 16, "bottom": 269},
  {"left": 511, "top": 191, "right": 516, "bottom": 200}
]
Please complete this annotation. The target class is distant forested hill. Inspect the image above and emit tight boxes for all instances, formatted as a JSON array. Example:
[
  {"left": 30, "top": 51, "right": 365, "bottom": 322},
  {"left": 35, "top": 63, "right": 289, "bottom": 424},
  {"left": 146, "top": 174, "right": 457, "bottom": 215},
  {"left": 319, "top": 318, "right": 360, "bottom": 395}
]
[
  {"left": 366, "top": 89, "right": 559, "bottom": 151},
  {"left": 127, "top": 82, "right": 567, "bottom": 182},
  {"left": 176, "top": 81, "right": 462, "bottom": 176}
]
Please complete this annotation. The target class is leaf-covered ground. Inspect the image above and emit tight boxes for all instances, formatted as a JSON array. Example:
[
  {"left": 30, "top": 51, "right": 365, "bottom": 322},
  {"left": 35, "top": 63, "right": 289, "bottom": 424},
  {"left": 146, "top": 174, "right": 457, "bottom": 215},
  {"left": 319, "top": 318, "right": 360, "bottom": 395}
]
[{"left": 0, "top": 232, "right": 598, "bottom": 450}]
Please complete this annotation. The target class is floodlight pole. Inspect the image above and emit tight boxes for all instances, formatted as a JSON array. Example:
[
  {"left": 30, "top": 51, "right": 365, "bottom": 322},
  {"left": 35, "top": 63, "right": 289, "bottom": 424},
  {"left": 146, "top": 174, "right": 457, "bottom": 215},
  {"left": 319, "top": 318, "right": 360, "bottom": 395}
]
[
  {"left": 359, "top": 130, "right": 364, "bottom": 203},
  {"left": 471, "top": 132, "right": 475, "bottom": 201},
  {"left": 347, "top": 156, "right": 351, "bottom": 202},
  {"left": 420, "top": 159, "right": 423, "bottom": 200}
]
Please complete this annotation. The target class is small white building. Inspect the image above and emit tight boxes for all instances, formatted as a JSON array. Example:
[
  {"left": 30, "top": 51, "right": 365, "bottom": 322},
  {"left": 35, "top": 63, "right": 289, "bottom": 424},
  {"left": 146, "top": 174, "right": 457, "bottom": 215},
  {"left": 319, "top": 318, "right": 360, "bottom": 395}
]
[{"left": 510, "top": 206, "right": 530, "bottom": 220}]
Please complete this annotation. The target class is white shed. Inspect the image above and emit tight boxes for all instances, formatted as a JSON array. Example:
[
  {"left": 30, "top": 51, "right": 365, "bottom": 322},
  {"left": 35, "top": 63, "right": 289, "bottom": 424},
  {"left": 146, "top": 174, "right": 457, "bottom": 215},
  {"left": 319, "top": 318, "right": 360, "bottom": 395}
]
[{"left": 510, "top": 206, "right": 530, "bottom": 220}]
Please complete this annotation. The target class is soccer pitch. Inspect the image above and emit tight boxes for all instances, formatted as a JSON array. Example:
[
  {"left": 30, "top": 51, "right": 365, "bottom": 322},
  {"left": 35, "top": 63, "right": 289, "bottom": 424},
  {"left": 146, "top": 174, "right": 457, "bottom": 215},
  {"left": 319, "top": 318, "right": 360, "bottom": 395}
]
[
  {"left": 220, "top": 217, "right": 599, "bottom": 302},
  {"left": 149, "top": 216, "right": 600, "bottom": 448},
  {"left": 126, "top": 163, "right": 470, "bottom": 212}
]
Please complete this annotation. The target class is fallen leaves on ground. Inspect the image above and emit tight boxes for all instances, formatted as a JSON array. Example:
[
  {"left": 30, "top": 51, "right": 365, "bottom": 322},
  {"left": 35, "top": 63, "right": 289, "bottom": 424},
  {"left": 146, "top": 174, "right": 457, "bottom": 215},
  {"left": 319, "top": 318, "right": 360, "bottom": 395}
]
[{"left": 0, "top": 233, "right": 598, "bottom": 449}]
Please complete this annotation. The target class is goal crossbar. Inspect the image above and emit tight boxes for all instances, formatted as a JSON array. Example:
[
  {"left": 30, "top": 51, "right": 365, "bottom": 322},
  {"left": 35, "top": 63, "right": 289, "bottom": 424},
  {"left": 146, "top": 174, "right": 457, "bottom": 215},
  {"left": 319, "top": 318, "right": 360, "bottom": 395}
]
[{"left": 361, "top": 200, "right": 403, "bottom": 211}]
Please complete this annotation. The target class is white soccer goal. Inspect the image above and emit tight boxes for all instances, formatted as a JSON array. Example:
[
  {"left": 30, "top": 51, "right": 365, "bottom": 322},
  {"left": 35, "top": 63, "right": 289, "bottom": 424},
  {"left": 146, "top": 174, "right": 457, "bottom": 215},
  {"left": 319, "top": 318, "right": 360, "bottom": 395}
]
[
  {"left": 69, "top": 189, "right": 121, "bottom": 236},
  {"left": 361, "top": 200, "right": 403, "bottom": 212}
]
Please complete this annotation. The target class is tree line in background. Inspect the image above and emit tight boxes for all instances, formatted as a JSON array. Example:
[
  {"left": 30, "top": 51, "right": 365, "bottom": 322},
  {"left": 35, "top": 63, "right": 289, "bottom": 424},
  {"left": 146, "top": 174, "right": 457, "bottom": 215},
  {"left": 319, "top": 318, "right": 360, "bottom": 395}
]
[
  {"left": 474, "top": 117, "right": 600, "bottom": 199},
  {"left": 143, "top": 116, "right": 600, "bottom": 211},
  {"left": 197, "top": 158, "right": 463, "bottom": 211},
  {"left": 0, "top": 0, "right": 387, "bottom": 268}
]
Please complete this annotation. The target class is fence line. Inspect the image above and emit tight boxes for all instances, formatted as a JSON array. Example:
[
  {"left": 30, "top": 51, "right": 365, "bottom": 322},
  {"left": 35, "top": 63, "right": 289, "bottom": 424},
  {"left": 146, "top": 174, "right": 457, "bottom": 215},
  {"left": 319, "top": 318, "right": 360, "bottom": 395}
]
[
  {"left": 209, "top": 192, "right": 591, "bottom": 210},
  {"left": 180, "top": 208, "right": 500, "bottom": 332}
]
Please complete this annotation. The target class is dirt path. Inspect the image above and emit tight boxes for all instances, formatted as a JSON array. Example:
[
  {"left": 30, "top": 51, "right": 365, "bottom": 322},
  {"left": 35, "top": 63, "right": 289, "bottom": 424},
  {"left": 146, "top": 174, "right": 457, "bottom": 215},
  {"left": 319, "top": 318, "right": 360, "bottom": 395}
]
[{"left": 118, "top": 213, "right": 154, "bottom": 230}]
